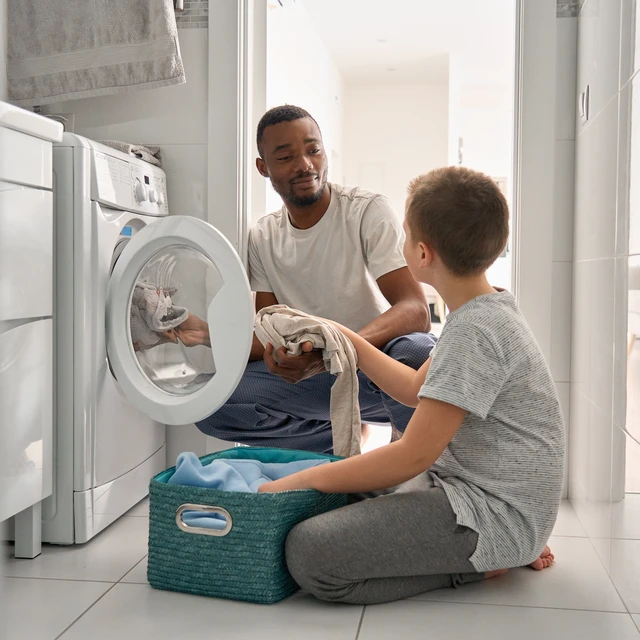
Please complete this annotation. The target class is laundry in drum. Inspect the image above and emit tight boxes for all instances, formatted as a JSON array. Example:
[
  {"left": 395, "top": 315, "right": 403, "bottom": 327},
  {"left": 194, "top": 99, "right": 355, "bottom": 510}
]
[{"left": 130, "top": 280, "right": 189, "bottom": 350}]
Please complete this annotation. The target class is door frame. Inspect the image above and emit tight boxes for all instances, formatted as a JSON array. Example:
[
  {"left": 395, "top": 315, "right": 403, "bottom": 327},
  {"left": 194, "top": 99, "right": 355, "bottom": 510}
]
[
  {"left": 210, "top": 0, "right": 558, "bottom": 361},
  {"left": 511, "top": 0, "right": 557, "bottom": 363}
]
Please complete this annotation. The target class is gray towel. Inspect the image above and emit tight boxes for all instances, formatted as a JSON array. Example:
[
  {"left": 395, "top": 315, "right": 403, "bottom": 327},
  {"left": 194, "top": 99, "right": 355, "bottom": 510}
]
[
  {"left": 99, "top": 140, "right": 162, "bottom": 167},
  {"left": 130, "top": 282, "right": 188, "bottom": 350},
  {"left": 7, "top": 0, "right": 185, "bottom": 107},
  {"left": 254, "top": 305, "right": 362, "bottom": 458}
]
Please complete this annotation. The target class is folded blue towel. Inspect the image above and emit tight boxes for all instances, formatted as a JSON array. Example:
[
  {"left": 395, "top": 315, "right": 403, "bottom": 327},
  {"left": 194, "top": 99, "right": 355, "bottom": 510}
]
[{"left": 169, "top": 452, "right": 329, "bottom": 530}]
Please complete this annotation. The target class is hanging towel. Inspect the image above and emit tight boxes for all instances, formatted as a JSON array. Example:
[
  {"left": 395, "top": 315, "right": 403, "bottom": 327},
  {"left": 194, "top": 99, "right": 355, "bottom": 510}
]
[
  {"left": 168, "top": 452, "right": 331, "bottom": 530},
  {"left": 130, "top": 282, "right": 188, "bottom": 350},
  {"left": 99, "top": 141, "right": 162, "bottom": 167},
  {"left": 6, "top": 0, "right": 185, "bottom": 107},
  {"left": 254, "top": 305, "right": 361, "bottom": 458}
]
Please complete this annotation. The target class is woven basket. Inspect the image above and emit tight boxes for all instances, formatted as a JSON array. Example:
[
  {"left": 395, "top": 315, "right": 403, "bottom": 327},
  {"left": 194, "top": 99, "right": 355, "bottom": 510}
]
[{"left": 147, "top": 447, "right": 347, "bottom": 604}]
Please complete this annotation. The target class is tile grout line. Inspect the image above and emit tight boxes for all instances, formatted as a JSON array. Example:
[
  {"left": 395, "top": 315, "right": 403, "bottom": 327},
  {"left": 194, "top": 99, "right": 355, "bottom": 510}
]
[
  {"left": 3, "top": 575, "right": 115, "bottom": 584},
  {"left": 404, "top": 598, "right": 631, "bottom": 615},
  {"left": 354, "top": 605, "right": 366, "bottom": 640},
  {"left": 117, "top": 555, "right": 148, "bottom": 584},
  {"left": 594, "top": 543, "right": 635, "bottom": 617},
  {"left": 53, "top": 582, "right": 118, "bottom": 640}
]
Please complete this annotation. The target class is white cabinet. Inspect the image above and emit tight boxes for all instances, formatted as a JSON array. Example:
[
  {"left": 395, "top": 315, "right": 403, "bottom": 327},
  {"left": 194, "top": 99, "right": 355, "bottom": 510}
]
[{"left": 0, "top": 102, "right": 62, "bottom": 558}]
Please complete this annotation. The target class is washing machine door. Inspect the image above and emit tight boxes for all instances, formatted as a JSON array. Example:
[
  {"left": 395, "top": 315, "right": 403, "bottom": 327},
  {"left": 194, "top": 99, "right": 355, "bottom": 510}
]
[{"left": 106, "top": 216, "right": 253, "bottom": 425}]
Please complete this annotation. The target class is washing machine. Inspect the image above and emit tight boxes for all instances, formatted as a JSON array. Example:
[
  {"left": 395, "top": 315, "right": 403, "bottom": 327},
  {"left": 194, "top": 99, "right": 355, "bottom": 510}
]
[{"left": 44, "top": 134, "right": 253, "bottom": 544}]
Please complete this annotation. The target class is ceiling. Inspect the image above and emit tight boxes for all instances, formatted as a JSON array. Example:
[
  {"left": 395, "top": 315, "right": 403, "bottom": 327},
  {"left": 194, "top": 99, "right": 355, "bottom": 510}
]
[{"left": 298, "top": 0, "right": 517, "bottom": 86}]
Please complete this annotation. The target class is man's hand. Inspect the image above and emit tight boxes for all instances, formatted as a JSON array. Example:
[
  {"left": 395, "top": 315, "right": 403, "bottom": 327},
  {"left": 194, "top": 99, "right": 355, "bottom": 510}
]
[
  {"left": 263, "top": 341, "right": 326, "bottom": 384},
  {"left": 174, "top": 313, "right": 211, "bottom": 348}
]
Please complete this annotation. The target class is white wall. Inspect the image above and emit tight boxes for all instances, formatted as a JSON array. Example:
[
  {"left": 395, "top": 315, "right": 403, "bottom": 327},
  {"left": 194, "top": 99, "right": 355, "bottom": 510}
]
[
  {"left": 0, "top": 0, "right": 7, "bottom": 101},
  {"left": 459, "top": 86, "right": 514, "bottom": 180},
  {"left": 343, "top": 84, "right": 449, "bottom": 218},
  {"left": 569, "top": 0, "right": 640, "bottom": 605},
  {"left": 265, "top": 1, "right": 344, "bottom": 213},
  {"left": 553, "top": 15, "right": 578, "bottom": 499},
  {"left": 457, "top": 85, "right": 514, "bottom": 291}
]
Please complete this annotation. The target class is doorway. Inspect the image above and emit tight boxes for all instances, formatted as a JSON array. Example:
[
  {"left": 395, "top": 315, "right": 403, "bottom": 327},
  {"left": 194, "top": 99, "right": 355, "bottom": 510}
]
[{"left": 263, "top": 0, "right": 518, "bottom": 333}]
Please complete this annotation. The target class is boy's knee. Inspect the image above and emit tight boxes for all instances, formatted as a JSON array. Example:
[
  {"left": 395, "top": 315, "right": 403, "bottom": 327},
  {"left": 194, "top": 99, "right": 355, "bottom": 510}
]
[
  {"left": 383, "top": 333, "right": 437, "bottom": 370},
  {"left": 285, "top": 521, "right": 354, "bottom": 603}
]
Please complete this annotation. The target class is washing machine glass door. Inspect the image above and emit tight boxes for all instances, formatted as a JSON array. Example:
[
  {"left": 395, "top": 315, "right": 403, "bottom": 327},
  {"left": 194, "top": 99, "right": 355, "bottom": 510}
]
[{"left": 105, "top": 216, "right": 253, "bottom": 425}]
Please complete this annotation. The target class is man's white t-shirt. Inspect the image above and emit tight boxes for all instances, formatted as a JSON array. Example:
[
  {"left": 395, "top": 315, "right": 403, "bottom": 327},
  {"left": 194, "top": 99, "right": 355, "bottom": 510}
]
[{"left": 248, "top": 183, "right": 407, "bottom": 332}]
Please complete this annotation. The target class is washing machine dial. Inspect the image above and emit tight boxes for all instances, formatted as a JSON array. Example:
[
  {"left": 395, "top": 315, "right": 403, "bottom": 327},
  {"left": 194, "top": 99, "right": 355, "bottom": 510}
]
[
  {"left": 148, "top": 188, "right": 157, "bottom": 203},
  {"left": 157, "top": 191, "right": 165, "bottom": 205},
  {"left": 135, "top": 180, "right": 148, "bottom": 203}
]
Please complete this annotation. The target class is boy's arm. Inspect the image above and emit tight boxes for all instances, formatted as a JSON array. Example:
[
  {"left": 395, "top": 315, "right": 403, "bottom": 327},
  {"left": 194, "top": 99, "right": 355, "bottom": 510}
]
[
  {"left": 258, "top": 397, "right": 465, "bottom": 494},
  {"left": 337, "top": 322, "right": 432, "bottom": 408}
]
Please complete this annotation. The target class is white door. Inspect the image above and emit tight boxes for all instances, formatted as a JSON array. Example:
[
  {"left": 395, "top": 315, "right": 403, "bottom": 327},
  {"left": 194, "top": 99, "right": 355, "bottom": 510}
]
[{"left": 106, "top": 215, "right": 254, "bottom": 425}]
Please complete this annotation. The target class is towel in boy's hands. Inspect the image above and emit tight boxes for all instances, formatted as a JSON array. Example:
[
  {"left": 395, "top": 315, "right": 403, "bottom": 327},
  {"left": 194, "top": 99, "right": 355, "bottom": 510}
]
[
  {"left": 254, "top": 305, "right": 361, "bottom": 458},
  {"left": 168, "top": 452, "right": 330, "bottom": 530}
]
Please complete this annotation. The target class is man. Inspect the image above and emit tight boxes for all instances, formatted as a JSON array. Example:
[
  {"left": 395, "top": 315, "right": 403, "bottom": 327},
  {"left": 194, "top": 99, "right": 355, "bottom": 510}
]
[{"left": 195, "top": 105, "right": 436, "bottom": 453}]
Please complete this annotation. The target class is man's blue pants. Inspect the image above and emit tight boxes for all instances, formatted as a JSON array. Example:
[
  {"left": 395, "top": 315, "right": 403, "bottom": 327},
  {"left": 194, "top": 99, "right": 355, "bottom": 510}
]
[{"left": 196, "top": 332, "right": 437, "bottom": 453}]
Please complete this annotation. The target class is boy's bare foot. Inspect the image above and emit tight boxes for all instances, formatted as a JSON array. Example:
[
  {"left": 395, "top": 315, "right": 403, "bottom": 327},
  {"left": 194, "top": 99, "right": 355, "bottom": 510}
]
[
  {"left": 484, "top": 546, "right": 554, "bottom": 580},
  {"left": 528, "top": 545, "right": 554, "bottom": 570}
]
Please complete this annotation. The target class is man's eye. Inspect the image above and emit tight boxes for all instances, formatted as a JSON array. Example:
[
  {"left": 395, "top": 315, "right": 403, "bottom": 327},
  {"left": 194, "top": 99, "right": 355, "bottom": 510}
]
[
  {"left": 310, "top": 148, "right": 321, "bottom": 154},
  {"left": 278, "top": 156, "right": 292, "bottom": 161}
]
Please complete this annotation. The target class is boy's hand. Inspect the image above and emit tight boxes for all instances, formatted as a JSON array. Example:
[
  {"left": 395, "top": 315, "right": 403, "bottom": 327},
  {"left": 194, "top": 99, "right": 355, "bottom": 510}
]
[
  {"left": 264, "top": 342, "right": 326, "bottom": 384},
  {"left": 258, "top": 476, "right": 303, "bottom": 492}
]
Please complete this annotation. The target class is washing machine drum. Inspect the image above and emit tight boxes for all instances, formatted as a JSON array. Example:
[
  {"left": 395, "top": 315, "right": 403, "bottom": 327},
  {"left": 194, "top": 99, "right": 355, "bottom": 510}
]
[{"left": 106, "top": 216, "right": 253, "bottom": 425}]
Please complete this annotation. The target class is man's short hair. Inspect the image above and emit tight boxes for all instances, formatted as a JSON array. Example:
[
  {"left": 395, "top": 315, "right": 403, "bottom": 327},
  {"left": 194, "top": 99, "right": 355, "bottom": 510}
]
[
  {"left": 406, "top": 167, "right": 509, "bottom": 277},
  {"left": 256, "top": 105, "right": 321, "bottom": 157}
]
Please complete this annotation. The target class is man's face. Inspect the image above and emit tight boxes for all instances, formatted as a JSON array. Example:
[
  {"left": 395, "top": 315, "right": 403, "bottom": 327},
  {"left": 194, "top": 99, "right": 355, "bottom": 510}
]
[{"left": 257, "top": 117, "right": 329, "bottom": 207}]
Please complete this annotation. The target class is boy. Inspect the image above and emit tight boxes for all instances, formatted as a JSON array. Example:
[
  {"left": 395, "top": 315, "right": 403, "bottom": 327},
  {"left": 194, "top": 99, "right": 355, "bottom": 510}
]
[{"left": 258, "top": 166, "right": 565, "bottom": 605}]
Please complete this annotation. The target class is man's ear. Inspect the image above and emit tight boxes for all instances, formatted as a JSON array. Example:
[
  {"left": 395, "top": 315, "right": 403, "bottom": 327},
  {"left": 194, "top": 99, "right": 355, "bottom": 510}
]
[{"left": 256, "top": 157, "right": 269, "bottom": 178}]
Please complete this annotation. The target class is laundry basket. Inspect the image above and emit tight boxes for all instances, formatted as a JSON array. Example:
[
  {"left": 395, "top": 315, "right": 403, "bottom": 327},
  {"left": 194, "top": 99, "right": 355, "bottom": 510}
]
[{"left": 147, "top": 447, "right": 347, "bottom": 604}]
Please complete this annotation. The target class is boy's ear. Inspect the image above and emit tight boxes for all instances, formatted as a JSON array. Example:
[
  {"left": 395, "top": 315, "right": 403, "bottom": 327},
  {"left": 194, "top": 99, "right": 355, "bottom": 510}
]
[{"left": 418, "top": 241, "right": 434, "bottom": 268}]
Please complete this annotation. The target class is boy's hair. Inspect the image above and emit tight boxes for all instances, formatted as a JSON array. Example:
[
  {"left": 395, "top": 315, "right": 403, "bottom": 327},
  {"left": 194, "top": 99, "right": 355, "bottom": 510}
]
[
  {"left": 406, "top": 166, "right": 509, "bottom": 277},
  {"left": 256, "top": 105, "right": 321, "bottom": 158}
]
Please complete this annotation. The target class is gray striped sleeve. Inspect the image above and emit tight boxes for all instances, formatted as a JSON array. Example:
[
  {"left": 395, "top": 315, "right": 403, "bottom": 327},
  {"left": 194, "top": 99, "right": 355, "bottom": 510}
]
[{"left": 419, "top": 323, "right": 506, "bottom": 419}]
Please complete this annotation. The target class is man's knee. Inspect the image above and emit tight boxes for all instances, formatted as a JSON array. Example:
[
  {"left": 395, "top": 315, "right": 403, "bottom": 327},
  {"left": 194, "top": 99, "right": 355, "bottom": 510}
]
[
  {"left": 383, "top": 332, "right": 437, "bottom": 370},
  {"left": 194, "top": 414, "right": 237, "bottom": 441}
]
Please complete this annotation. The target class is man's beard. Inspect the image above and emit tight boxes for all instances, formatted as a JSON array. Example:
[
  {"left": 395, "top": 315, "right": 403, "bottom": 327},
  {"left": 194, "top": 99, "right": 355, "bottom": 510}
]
[{"left": 273, "top": 167, "right": 329, "bottom": 208}]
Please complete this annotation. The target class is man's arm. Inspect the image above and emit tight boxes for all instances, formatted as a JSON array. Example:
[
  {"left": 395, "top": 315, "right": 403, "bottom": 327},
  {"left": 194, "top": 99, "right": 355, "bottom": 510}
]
[
  {"left": 358, "top": 267, "right": 430, "bottom": 348},
  {"left": 249, "top": 291, "right": 279, "bottom": 361},
  {"left": 265, "top": 267, "right": 431, "bottom": 383}
]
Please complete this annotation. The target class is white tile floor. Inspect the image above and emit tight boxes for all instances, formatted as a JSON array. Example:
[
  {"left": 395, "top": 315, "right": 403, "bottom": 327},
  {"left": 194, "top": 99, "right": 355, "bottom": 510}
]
[{"left": 2, "top": 499, "right": 639, "bottom": 640}]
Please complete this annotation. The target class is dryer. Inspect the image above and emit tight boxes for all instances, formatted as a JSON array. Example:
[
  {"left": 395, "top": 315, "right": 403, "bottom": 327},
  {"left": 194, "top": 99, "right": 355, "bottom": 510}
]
[{"left": 44, "top": 134, "right": 253, "bottom": 544}]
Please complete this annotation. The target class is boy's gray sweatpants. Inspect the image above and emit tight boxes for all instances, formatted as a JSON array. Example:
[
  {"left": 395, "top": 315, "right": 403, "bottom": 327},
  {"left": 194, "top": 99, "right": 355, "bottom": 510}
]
[{"left": 285, "top": 473, "right": 485, "bottom": 605}]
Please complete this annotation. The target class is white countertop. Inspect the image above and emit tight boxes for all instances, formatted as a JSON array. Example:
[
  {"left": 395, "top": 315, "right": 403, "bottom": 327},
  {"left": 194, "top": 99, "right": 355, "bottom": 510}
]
[{"left": 0, "top": 101, "right": 63, "bottom": 142}]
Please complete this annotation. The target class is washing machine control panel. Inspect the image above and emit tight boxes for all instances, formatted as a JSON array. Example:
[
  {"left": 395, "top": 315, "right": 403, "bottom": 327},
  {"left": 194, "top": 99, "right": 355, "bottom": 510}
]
[
  {"left": 92, "top": 149, "right": 168, "bottom": 216},
  {"left": 130, "top": 164, "right": 168, "bottom": 215}
]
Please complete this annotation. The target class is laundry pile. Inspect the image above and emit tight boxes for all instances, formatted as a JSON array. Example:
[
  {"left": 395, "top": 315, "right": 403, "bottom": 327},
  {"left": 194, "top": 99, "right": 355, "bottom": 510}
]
[
  {"left": 167, "top": 452, "right": 331, "bottom": 530},
  {"left": 130, "top": 282, "right": 188, "bottom": 350},
  {"left": 254, "top": 305, "right": 361, "bottom": 458}
]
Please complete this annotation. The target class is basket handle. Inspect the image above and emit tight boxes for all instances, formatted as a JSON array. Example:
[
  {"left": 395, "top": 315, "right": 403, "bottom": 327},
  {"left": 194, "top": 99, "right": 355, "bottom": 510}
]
[{"left": 175, "top": 503, "right": 233, "bottom": 537}]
